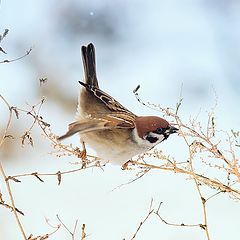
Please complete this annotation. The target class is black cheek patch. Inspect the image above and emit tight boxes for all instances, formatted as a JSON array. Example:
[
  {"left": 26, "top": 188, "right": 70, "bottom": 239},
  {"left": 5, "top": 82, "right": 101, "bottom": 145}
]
[{"left": 146, "top": 135, "right": 158, "bottom": 143}]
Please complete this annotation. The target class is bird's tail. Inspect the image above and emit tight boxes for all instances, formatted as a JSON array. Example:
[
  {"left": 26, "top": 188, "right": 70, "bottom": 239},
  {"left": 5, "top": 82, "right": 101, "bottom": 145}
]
[{"left": 81, "top": 43, "right": 99, "bottom": 88}]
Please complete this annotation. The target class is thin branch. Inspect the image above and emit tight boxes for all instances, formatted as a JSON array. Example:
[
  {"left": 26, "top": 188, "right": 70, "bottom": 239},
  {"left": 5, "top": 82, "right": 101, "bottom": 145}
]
[
  {"left": 130, "top": 199, "right": 154, "bottom": 240},
  {"left": 155, "top": 202, "right": 205, "bottom": 229},
  {"left": 0, "top": 28, "right": 9, "bottom": 43},
  {"left": 112, "top": 167, "right": 150, "bottom": 192},
  {"left": 130, "top": 161, "right": 240, "bottom": 198},
  {"left": 56, "top": 215, "right": 78, "bottom": 240},
  {"left": 27, "top": 217, "right": 61, "bottom": 240},
  {"left": 0, "top": 95, "right": 27, "bottom": 239},
  {"left": 0, "top": 47, "right": 32, "bottom": 64},
  {"left": 175, "top": 115, "right": 211, "bottom": 239},
  {"left": 0, "top": 201, "right": 24, "bottom": 215}
]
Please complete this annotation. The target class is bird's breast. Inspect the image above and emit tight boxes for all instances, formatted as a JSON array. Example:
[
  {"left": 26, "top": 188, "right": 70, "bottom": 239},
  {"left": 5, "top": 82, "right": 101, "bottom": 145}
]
[{"left": 80, "top": 128, "right": 146, "bottom": 165}]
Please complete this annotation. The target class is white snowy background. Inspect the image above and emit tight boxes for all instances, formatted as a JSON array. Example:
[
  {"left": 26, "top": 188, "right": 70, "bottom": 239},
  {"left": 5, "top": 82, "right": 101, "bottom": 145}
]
[{"left": 1, "top": 0, "right": 240, "bottom": 239}]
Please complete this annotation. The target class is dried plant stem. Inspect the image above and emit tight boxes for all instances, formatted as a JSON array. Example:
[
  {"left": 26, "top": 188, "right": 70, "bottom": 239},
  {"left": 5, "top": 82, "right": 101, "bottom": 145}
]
[
  {"left": 56, "top": 215, "right": 79, "bottom": 240},
  {"left": 0, "top": 163, "right": 27, "bottom": 240},
  {"left": 0, "top": 95, "right": 27, "bottom": 240},
  {"left": 132, "top": 161, "right": 240, "bottom": 197},
  {"left": 189, "top": 158, "right": 211, "bottom": 240},
  {"left": 0, "top": 47, "right": 32, "bottom": 64},
  {"left": 176, "top": 115, "right": 211, "bottom": 240},
  {"left": 155, "top": 202, "right": 204, "bottom": 228},
  {"left": 130, "top": 199, "right": 154, "bottom": 240}
]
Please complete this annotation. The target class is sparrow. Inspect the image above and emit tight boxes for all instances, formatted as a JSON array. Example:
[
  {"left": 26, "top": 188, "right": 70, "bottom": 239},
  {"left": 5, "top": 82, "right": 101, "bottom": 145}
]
[{"left": 58, "top": 43, "right": 178, "bottom": 165}]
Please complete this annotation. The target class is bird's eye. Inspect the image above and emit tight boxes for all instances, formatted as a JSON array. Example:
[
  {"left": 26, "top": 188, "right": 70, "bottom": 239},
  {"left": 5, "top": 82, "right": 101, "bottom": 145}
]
[{"left": 155, "top": 128, "right": 164, "bottom": 134}]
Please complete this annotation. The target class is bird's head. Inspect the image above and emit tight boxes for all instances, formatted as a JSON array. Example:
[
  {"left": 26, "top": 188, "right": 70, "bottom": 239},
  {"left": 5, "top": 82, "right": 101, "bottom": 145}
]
[{"left": 134, "top": 116, "right": 178, "bottom": 147}]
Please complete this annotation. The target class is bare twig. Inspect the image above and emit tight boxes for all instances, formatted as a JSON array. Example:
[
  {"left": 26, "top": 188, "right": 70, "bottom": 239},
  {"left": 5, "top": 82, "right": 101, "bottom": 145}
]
[
  {"left": 155, "top": 202, "right": 205, "bottom": 229},
  {"left": 0, "top": 200, "right": 24, "bottom": 215},
  {"left": 0, "top": 28, "right": 9, "bottom": 43},
  {"left": 175, "top": 108, "right": 211, "bottom": 239},
  {"left": 0, "top": 95, "right": 28, "bottom": 240},
  {"left": 27, "top": 217, "right": 61, "bottom": 240},
  {"left": 0, "top": 47, "right": 32, "bottom": 64},
  {"left": 130, "top": 199, "right": 154, "bottom": 240},
  {"left": 56, "top": 215, "right": 78, "bottom": 240}
]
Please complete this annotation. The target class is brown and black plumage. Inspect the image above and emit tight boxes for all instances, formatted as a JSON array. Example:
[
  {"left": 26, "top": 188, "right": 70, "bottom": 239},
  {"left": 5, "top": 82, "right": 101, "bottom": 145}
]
[{"left": 58, "top": 43, "right": 178, "bottom": 165}]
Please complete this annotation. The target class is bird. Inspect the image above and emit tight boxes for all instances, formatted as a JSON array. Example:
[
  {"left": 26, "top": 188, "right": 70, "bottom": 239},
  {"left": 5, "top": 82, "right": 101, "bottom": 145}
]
[{"left": 58, "top": 43, "right": 178, "bottom": 165}]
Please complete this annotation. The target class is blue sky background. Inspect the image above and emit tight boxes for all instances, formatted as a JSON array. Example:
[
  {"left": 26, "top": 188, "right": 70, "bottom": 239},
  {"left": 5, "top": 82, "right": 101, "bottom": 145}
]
[{"left": 1, "top": 1, "right": 240, "bottom": 239}]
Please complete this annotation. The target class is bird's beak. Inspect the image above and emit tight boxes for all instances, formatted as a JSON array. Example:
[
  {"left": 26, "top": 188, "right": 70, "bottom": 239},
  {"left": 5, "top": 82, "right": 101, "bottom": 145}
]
[{"left": 169, "top": 126, "right": 179, "bottom": 134}]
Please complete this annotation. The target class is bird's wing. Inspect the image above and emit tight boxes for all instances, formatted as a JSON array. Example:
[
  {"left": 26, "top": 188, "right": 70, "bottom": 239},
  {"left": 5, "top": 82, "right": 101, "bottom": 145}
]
[
  {"left": 58, "top": 113, "right": 135, "bottom": 141},
  {"left": 79, "top": 81, "right": 136, "bottom": 116}
]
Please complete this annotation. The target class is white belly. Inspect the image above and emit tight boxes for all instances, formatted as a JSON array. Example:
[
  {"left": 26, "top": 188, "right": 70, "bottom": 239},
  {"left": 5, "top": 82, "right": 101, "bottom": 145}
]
[{"left": 80, "top": 130, "right": 150, "bottom": 165}]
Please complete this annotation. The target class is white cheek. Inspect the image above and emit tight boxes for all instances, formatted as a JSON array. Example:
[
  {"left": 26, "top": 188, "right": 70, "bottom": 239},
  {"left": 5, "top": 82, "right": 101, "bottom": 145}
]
[{"left": 132, "top": 129, "right": 164, "bottom": 149}]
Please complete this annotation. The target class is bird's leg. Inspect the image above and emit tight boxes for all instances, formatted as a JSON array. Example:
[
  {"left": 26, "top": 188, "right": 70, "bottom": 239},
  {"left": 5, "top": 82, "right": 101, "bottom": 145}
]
[
  {"left": 121, "top": 160, "right": 134, "bottom": 170},
  {"left": 80, "top": 139, "right": 87, "bottom": 168}
]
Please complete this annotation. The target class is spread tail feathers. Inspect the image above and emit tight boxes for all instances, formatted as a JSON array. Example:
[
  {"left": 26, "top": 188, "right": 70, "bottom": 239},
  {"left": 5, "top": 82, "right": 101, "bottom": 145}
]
[{"left": 81, "top": 43, "right": 99, "bottom": 88}]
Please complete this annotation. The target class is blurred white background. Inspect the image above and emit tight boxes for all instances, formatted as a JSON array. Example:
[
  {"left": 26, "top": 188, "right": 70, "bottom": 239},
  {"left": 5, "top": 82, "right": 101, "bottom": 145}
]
[{"left": 1, "top": 0, "right": 240, "bottom": 239}]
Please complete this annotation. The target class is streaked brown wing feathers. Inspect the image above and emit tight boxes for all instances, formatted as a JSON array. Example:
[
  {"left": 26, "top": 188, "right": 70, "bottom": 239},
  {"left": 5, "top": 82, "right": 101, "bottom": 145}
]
[
  {"left": 58, "top": 113, "right": 135, "bottom": 141},
  {"left": 79, "top": 81, "right": 136, "bottom": 115}
]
